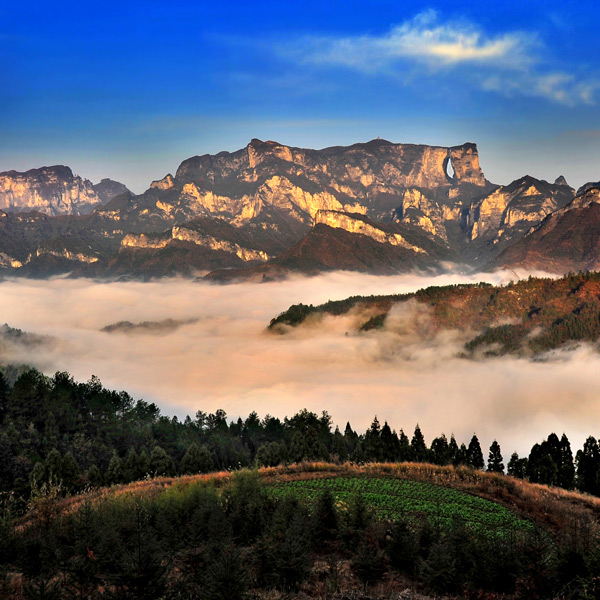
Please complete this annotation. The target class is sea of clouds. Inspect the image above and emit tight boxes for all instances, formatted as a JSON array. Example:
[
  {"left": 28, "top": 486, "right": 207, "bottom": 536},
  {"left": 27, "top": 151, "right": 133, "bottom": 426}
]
[{"left": 0, "top": 270, "right": 598, "bottom": 457}]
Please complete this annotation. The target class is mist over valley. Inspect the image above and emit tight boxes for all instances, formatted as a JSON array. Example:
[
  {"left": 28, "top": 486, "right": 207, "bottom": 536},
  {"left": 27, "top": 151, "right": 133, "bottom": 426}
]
[{"left": 0, "top": 271, "right": 598, "bottom": 458}]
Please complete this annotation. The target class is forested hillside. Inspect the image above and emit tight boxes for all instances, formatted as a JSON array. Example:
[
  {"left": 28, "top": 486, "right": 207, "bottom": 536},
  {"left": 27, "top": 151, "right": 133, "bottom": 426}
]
[
  {"left": 270, "top": 271, "right": 600, "bottom": 356},
  {"left": 2, "top": 368, "right": 600, "bottom": 507},
  {"left": 3, "top": 463, "right": 600, "bottom": 599}
]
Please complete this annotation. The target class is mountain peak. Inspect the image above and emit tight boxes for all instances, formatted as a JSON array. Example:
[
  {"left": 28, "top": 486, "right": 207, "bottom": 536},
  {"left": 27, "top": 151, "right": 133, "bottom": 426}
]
[
  {"left": 576, "top": 181, "right": 600, "bottom": 196},
  {"left": 0, "top": 165, "right": 103, "bottom": 216}
]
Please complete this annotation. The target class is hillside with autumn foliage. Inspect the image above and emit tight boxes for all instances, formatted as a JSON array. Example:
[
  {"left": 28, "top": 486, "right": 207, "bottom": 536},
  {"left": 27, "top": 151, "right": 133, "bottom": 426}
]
[{"left": 269, "top": 271, "right": 600, "bottom": 356}]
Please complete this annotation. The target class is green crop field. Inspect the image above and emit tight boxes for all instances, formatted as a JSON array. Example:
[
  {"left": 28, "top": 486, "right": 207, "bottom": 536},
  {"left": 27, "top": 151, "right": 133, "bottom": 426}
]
[{"left": 267, "top": 476, "right": 531, "bottom": 533}]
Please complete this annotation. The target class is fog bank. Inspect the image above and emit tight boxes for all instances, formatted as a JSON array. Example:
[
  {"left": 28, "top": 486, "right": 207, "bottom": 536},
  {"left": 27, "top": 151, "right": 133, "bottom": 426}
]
[{"left": 0, "top": 271, "right": 598, "bottom": 457}]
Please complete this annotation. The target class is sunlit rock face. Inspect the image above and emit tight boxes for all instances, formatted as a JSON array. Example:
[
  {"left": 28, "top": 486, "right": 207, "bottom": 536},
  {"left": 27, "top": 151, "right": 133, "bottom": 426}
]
[
  {"left": 314, "top": 210, "right": 426, "bottom": 253},
  {"left": 2, "top": 138, "right": 590, "bottom": 279},
  {"left": 121, "top": 228, "right": 271, "bottom": 262},
  {"left": 86, "top": 138, "right": 494, "bottom": 263},
  {"left": 391, "top": 188, "right": 463, "bottom": 243},
  {"left": 33, "top": 248, "right": 99, "bottom": 263},
  {"left": 0, "top": 166, "right": 105, "bottom": 215},
  {"left": 150, "top": 174, "right": 175, "bottom": 190},
  {"left": 169, "top": 138, "right": 490, "bottom": 229},
  {"left": 489, "top": 185, "right": 600, "bottom": 273},
  {"left": 176, "top": 138, "right": 486, "bottom": 190},
  {"left": 449, "top": 143, "right": 486, "bottom": 186},
  {"left": 466, "top": 175, "right": 575, "bottom": 262},
  {"left": 121, "top": 233, "right": 170, "bottom": 249},
  {"left": 171, "top": 226, "right": 271, "bottom": 261}
]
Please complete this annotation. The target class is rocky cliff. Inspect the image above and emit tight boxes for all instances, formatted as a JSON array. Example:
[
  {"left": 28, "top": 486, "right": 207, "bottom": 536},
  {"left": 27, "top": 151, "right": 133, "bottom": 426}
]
[
  {"left": 170, "top": 138, "right": 489, "bottom": 228},
  {"left": 0, "top": 166, "right": 128, "bottom": 216},
  {"left": 491, "top": 185, "right": 600, "bottom": 273},
  {"left": 92, "top": 178, "right": 132, "bottom": 203},
  {"left": 176, "top": 138, "right": 487, "bottom": 190},
  {"left": 206, "top": 212, "right": 458, "bottom": 282},
  {"left": 314, "top": 210, "right": 425, "bottom": 253},
  {"left": 466, "top": 176, "right": 574, "bottom": 263},
  {"left": 0, "top": 138, "right": 596, "bottom": 279}
]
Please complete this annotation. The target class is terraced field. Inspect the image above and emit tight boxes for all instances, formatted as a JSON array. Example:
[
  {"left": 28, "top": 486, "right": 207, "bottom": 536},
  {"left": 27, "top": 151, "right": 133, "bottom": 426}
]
[{"left": 267, "top": 476, "right": 531, "bottom": 532}]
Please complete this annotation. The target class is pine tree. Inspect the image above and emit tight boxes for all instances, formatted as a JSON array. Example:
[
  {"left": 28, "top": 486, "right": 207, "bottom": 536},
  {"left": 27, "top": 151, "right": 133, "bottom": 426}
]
[
  {"left": 466, "top": 435, "right": 484, "bottom": 470},
  {"left": 430, "top": 434, "right": 450, "bottom": 465},
  {"left": 0, "top": 371, "right": 10, "bottom": 424},
  {"left": 448, "top": 434, "right": 459, "bottom": 465},
  {"left": 272, "top": 513, "right": 312, "bottom": 590},
  {"left": 313, "top": 489, "right": 338, "bottom": 545},
  {"left": 202, "top": 545, "right": 249, "bottom": 600},
  {"left": 455, "top": 443, "right": 468, "bottom": 466},
  {"left": 106, "top": 504, "right": 169, "bottom": 599},
  {"left": 411, "top": 424, "right": 428, "bottom": 462},
  {"left": 398, "top": 429, "right": 411, "bottom": 462},
  {"left": 387, "top": 519, "right": 418, "bottom": 574},
  {"left": 150, "top": 445, "right": 174, "bottom": 476},
  {"left": 61, "top": 452, "right": 80, "bottom": 491},
  {"left": 29, "top": 461, "right": 46, "bottom": 490},
  {"left": 331, "top": 427, "right": 349, "bottom": 462},
  {"left": 44, "top": 449, "right": 63, "bottom": 484},
  {"left": 528, "top": 443, "right": 558, "bottom": 485},
  {"left": 487, "top": 440, "right": 504, "bottom": 473},
  {"left": 137, "top": 448, "right": 151, "bottom": 478},
  {"left": 352, "top": 538, "right": 387, "bottom": 588},
  {"left": 576, "top": 437, "right": 600, "bottom": 494},
  {"left": 507, "top": 452, "right": 528, "bottom": 478},
  {"left": 380, "top": 422, "right": 399, "bottom": 462},
  {"left": 419, "top": 540, "right": 457, "bottom": 593},
  {"left": 87, "top": 464, "right": 102, "bottom": 487},
  {"left": 558, "top": 433, "right": 575, "bottom": 489},
  {"left": 254, "top": 443, "right": 271, "bottom": 467},
  {"left": 343, "top": 422, "right": 359, "bottom": 456},
  {"left": 181, "top": 442, "right": 208, "bottom": 474},
  {"left": 0, "top": 432, "right": 14, "bottom": 490},
  {"left": 123, "top": 447, "right": 139, "bottom": 481},
  {"left": 105, "top": 452, "right": 122, "bottom": 485},
  {"left": 363, "top": 416, "right": 382, "bottom": 462}
]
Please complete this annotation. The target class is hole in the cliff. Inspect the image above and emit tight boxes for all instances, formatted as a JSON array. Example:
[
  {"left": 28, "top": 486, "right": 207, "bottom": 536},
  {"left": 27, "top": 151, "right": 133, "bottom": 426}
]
[{"left": 444, "top": 157, "right": 455, "bottom": 181}]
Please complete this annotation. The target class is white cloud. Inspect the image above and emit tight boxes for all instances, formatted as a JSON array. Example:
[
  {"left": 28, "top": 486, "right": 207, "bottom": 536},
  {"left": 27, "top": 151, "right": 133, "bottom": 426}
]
[
  {"left": 0, "top": 271, "right": 599, "bottom": 456},
  {"left": 301, "top": 10, "right": 534, "bottom": 71},
  {"left": 285, "top": 10, "right": 597, "bottom": 106}
]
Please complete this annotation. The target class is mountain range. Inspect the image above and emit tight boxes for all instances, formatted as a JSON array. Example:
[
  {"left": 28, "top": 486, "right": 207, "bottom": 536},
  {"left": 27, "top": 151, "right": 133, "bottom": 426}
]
[{"left": 0, "top": 138, "right": 597, "bottom": 280}]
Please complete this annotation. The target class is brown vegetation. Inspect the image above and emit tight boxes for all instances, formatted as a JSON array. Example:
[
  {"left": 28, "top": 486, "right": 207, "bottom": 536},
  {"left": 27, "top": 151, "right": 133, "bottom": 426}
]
[{"left": 24, "top": 461, "right": 600, "bottom": 536}]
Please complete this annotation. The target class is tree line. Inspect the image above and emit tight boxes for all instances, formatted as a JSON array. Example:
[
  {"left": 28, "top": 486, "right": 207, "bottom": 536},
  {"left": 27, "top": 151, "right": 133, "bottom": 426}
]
[{"left": 0, "top": 368, "right": 599, "bottom": 504}]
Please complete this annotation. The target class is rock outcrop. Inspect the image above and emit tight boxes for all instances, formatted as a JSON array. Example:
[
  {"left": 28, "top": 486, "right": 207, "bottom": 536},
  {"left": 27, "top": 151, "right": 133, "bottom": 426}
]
[
  {"left": 168, "top": 138, "right": 490, "bottom": 230},
  {"left": 0, "top": 166, "right": 130, "bottom": 216},
  {"left": 391, "top": 188, "right": 463, "bottom": 242},
  {"left": 92, "top": 178, "right": 131, "bottom": 203},
  {"left": 314, "top": 210, "right": 425, "bottom": 253},
  {"left": 150, "top": 174, "right": 175, "bottom": 190},
  {"left": 466, "top": 175, "right": 574, "bottom": 263},
  {"left": 177, "top": 138, "right": 487, "bottom": 191},
  {"left": 490, "top": 185, "right": 600, "bottom": 273},
  {"left": 121, "top": 227, "right": 271, "bottom": 262}
]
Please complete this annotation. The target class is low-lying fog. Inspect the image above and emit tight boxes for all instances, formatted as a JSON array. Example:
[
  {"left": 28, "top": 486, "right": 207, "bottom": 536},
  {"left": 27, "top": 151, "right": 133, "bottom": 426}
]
[{"left": 0, "top": 271, "right": 598, "bottom": 457}]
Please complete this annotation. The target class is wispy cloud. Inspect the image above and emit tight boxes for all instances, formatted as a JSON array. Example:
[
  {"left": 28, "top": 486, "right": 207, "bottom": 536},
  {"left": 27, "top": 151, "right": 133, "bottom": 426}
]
[
  {"left": 296, "top": 10, "right": 534, "bottom": 70},
  {"left": 283, "top": 10, "right": 597, "bottom": 106}
]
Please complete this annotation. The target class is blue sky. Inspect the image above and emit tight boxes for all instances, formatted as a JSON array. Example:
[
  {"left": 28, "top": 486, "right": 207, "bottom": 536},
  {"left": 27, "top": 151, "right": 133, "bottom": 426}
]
[{"left": 1, "top": 0, "right": 600, "bottom": 192}]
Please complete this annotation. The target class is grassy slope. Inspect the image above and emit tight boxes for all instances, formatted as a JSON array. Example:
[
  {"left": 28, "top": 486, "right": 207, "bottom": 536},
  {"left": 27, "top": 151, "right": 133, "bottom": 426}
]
[
  {"left": 268, "top": 272, "right": 600, "bottom": 355},
  {"left": 28, "top": 462, "right": 600, "bottom": 536}
]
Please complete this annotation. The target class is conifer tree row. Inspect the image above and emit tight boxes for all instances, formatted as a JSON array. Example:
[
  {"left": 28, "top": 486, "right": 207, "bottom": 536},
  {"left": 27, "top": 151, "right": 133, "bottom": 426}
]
[{"left": 0, "top": 368, "right": 596, "bottom": 503}]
